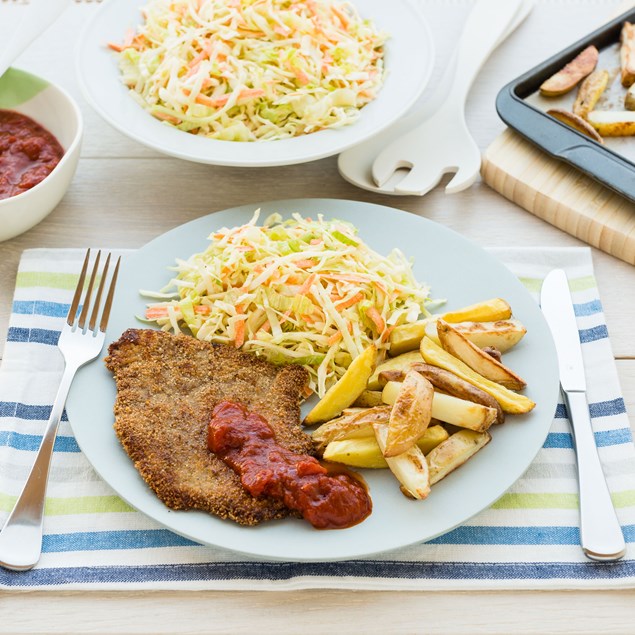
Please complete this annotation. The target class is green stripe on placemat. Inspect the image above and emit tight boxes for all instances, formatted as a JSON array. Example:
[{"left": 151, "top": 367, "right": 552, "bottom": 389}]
[
  {"left": 493, "top": 490, "right": 635, "bottom": 510},
  {"left": 0, "top": 493, "right": 134, "bottom": 515},
  {"left": 519, "top": 275, "right": 596, "bottom": 294}
]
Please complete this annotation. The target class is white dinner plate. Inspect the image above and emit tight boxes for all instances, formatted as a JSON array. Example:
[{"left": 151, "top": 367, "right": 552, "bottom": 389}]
[
  {"left": 75, "top": 0, "right": 434, "bottom": 167},
  {"left": 66, "top": 199, "right": 560, "bottom": 561}
]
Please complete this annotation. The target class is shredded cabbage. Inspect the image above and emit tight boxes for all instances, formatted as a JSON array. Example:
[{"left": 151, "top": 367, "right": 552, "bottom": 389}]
[
  {"left": 110, "top": 0, "right": 387, "bottom": 141},
  {"left": 141, "top": 210, "right": 433, "bottom": 397}
]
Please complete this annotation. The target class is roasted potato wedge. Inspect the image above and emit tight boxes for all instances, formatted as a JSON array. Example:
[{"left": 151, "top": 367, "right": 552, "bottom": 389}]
[
  {"left": 420, "top": 337, "right": 535, "bottom": 414},
  {"left": 322, "top": 425, "right": 449, "bottom": 469},
  {"left": 540, "top": 45, "right": 598, "bottom": 96},
  {"left": 374, "top": 424, "right": 430, "bottom": 499},
  {"left": 573, "top": 69, "right": 609, "bottom": 118},
  {"left": 442, "top": 298, "right": 512, "bottom": 324},
  {"left": 353, "top": 390, "right": 384, "bottom": 408},
  {"left": 621, "top": 22, "right": 635, "bottom": 87},
  {"left": 388, "top": 320, "right": 430, "bottom": 356},
  {"left": 437, "top": 320, "right": 526, "bottom": 390},
  {"left": 367, "top": 350, "right": 422, "bottom": 390},
  {"left": 547, "top": 108, "right": 604, "bottom": 144},
  {"left": 382, "top": 381, "right": 497, "bottom": 432},
  {"left": 304, "top": 345, "right": 377, "bottom": 424},
  {"left": 311, "top": 406, "right": 391, "bottom": 451},
  {"left": 428, "top": 430, "right": 492, "bottom": 485},
  {"left": 382, "top": 363, "right": 505, "bottom": 424},
  {"left": 384, "top": 371, "right": 434, "bottom": 457},
  {"left": 391, "top": 317, "right": 527, "bottom": 356},
  {"left": 625, "top": 84, "right": 635, "bottom": 111},
  {"left": 587, "top": 110, "right": 635, "bottom": 136}
]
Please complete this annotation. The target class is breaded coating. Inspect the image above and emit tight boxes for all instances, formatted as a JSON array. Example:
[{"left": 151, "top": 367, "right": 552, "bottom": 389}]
[{"left": 105, "top": 328, "right": 312, "bottom": 525}]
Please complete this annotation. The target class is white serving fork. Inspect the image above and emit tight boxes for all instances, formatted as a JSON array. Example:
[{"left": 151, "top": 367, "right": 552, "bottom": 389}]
[{"left": 0, "top": 250, "right": 120, "bottom": 571}]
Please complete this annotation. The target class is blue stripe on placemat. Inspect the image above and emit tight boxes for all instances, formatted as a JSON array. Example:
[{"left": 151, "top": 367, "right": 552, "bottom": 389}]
[
  {"left": 579, "top": 325, "right": 609, "bottom": 344},
  {"left": 12, "top": 301, "right": 70, "bottom": 318},
  {"left": 7, "top": 327, "right": 60, "bottom": 346},
  {"left": 35, "top": 525, "right": 635, "bottom": 554},
  {"left": 574, "top": 300, "right": 602, "bottom": 317},
  {"left": 555, "top": 398, "right": 627, "bottom": 420},
  {"left": 0, "top": 402, "right": 68, "bottom": 421},
  {"left": 2, "top": 559, "right": 635, "bottom": 587},
  {"left": 545, "top": 428, "right": 633, "bottom": 449},
  {"left": 0, "top": 431, "right": 79, "bottom": 452}
]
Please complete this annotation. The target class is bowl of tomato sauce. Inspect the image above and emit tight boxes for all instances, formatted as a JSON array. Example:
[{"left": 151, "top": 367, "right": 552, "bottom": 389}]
[{"left": 0, "top": 67, "right": 82, "bottom": 242}]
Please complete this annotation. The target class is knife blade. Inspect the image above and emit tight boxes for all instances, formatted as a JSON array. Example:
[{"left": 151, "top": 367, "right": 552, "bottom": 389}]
[{"left": 541, "top": 269, "right": 625, "bottom": 561}]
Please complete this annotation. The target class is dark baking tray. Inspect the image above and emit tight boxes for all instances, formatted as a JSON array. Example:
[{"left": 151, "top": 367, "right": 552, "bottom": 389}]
[{"left": 496, "top": 8, "right": 635, "bottom": 202}]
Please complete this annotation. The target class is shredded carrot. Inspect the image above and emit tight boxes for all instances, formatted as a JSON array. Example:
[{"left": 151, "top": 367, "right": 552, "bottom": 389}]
[
  {"left": 335, "top": 292, "right": 363, "bottom": 311},
  {"left": 108, "top": 42, "right": 125, "bottom": 52},
  {"left": 234, "top": 305, "right": 246, "bottom": 348},
  {"left": 298, "top": 273, "right": 317, "bottom": 295},
  {"left": 293, "top": 259, "right": 316, "bottom": 269},
  {"left": 327, "top": 331, "right": 343, "bottom": 346},
  {"left": 366, "top": 306, "right": 385, "bottom": 333},
  {"left": 145, "top": 305, "right": 210, "bottom": 319},
  {"left": 380, "top": 325, "right": 395, "bottom": 344}
]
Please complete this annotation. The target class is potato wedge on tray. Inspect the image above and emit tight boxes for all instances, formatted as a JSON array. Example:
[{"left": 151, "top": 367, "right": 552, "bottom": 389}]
[
  {"left": 621, "top": 22, "right": 635, "bottom": 87},
  {"left": 539, "top": 45, "right": 598, "bottom": 96},
  {"left": 587, "top": 110, "right": 635, "bottom": 137},
  {"left": 547, "top": 108, "right": 604, "bottom": 144},
  {"left": 573, "top": 69, "right": 609, "bottom": 118}
]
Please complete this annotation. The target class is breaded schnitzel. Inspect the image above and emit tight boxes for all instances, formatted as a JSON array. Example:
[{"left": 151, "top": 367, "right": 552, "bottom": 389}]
[{"left": 105, "top": 328, "right": 312, "bottom": 525}]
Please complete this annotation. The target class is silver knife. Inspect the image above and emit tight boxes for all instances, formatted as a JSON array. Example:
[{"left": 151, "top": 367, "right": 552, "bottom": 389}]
[{"left": 541, "top": 269, "right": 625, "bottom": 561}]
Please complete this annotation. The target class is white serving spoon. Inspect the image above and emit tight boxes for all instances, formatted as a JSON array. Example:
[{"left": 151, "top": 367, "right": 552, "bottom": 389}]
[
  {"left": 338, "top": 0, "right": 533, "bottom": 196},
  {"left": 0, "top": 0, "right": 71, "bottom": 80}
]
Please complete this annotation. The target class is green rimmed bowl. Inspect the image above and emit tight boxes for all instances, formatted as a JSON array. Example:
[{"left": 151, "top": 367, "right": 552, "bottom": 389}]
[{"left": 0, "top": 68, "right": 83, "bottom": 241}]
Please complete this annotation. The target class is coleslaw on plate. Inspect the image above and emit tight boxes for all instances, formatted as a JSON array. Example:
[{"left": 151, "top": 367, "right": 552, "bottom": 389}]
[
  {"left": 141, "top": 211, "right": 434, "bottom": 396},
  {"left": 110, "top": 0, "right": 387, "bottom": 141}
]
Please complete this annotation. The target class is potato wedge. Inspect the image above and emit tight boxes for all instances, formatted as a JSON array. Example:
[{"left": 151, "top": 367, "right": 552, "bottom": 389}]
[
  {"left": 428, "top": 430, "right": 491, "bottom": 485},
  {"left": 311, "top": 406, "right": 391, "bottom": 451},
  {"left": 442, "top": 298, "right": 512, "bottom": 324},
  {"left": 587, "top": 110, "right": 635, "bottom": 137},
  {"left": 420, "top": 337, "right": 535, "bottom": 414},
  {"left": 374, "top": 424, "right": 430, "bottom": 499},
  {"left": 625, "top": 84, "right": 635, "bottom": 111},
  {"left": 304, "top": 345, "right": 377, "bottom": 424},
  {"left": 382, "top": 381, "right": 497, "bottom": 432},
  {"left": 540, "top": 45, "right": 598, "bottom": 96},
  {"left": 547, "top": 108, "right": 604, "bottom": 144},
  {"left": 436, "top": 320, "right": 526, "bottom": 390},
  {"left": 621, "top": 22, "right": 635, "bottom": 87},
  {"left": 367, "top": 350, "right": 422, "bottom": 390},
  {"left": 388, "top": 320, "right": 429, "bottom": 356},
  {"left": 573, "top": 69, "right": 609, "bottom": 118},
  {"left": 384, "top": 371, "right": 434, "bottom": 457},
  {"left": 322, "top": 425, "right": 449, "bottom": 469},
  {"left": 383, "top": 362, "right": 505, "bottom": 425},
  {"left": 353, "top": 390, "right": 384, "bottom": 408}
]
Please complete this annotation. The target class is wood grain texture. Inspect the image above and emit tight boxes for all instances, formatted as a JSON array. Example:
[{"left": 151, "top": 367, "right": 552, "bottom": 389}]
[{"left": 482, "top": 129, "right": 635, "bottom": 266}]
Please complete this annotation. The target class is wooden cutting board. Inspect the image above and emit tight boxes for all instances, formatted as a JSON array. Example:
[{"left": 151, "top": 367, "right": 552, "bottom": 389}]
[{"left": 481, "top": 128, "right": 635, "bottom": 266}]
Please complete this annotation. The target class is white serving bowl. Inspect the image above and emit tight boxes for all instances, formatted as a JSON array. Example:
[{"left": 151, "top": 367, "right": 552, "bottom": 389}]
[{"left": 0, "top": 67, "right": 83, "bottom": 242}]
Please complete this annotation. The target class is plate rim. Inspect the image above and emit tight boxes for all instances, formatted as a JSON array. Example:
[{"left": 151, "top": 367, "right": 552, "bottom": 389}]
[
  {"left": 74, "top": 0, "right": 435, "bottom": 167},
  {"left": 65, "top": 198, "right": 560, "bottom": 561}
]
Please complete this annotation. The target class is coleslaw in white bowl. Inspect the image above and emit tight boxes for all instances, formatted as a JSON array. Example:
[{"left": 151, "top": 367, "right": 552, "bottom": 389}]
[{"left": 76, "top": 0, "right": 434, "bottom": 166}]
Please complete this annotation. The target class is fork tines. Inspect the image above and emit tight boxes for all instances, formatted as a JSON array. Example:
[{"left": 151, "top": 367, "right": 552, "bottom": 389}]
[{"left": 67, "top": 250, "right": 120, "bottom": 333}]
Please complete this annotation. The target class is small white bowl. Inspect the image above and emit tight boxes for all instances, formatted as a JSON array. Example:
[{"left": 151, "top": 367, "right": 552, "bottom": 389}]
[{"left": 0, "top": 67, "right": 83, "bottom": 242}]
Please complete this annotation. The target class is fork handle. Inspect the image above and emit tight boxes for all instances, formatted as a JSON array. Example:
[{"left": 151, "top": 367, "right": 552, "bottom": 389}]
[{"left": 0, "top": 361, "right": 79, "bottom": 571}]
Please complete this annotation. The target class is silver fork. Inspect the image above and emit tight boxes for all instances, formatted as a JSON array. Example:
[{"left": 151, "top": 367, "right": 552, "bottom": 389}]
[{"left": 0, "top": 250, "right": 120, "bottom": 571}]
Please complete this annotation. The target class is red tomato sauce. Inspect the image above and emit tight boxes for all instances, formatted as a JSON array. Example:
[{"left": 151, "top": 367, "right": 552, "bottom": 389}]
[
  {"left": 208, "top": 401, "right": 372, "bottom": 529},
  {"left": 0, "top": 110, "right": 64, "bottom": 201}
]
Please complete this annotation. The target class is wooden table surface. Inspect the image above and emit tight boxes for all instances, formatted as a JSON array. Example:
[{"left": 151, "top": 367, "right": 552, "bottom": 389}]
[{"left": 2, "top": 1, "right": 635, "bottom": 633}]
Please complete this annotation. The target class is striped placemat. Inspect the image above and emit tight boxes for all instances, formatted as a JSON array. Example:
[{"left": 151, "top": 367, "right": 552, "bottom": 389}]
[{"left": 0, "top": 246, "right": 634, "bottom": 590}]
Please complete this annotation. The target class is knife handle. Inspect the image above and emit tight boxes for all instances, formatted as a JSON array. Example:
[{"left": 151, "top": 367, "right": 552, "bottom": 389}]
[{"left": 564, "top": 390, "right": 626, "bottom": 561}]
